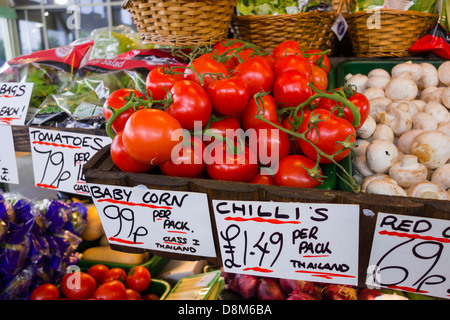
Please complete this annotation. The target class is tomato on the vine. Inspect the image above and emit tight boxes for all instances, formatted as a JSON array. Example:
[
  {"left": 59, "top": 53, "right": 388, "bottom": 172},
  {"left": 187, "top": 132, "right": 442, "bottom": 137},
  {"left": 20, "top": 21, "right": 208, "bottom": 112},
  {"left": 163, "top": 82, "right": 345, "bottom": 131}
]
[
  {"left": 111, "top": 131, "right": 154, "bottom": 173},
  {"left": 272, "top": 54, "right": 312, "bottom": 81},
  {"left": 213, "top": 39, "right": 255, "bottom": 66},
  {"left": 206, "top": 76, "right": 250, "bottom": 116},
  {"left": 122, "top": 108, "right": 182, "bottom": 165},
  {"left": 166, "top": 79, "right": 212, "bottom": 130},
  {"left": 103, "top": 88, "right": 146, "bottom": 134},
  {"left": 304, "top": 49, "right": 331, "bottom": 74},
  {"left": 87, "top": 264, "right": 110, "bottom": 285},
  {"left": 159, "top": 134, "right": 206, "bottom": 178},
  {"left": 94, "top": 280, "right": 127, "bottom": 300},
  {"left": 60, "top": 272, "right": 97, "bottom": 300},
  {"left": 272, "top": 40, "right": 303, "bottom": 59},
  {"left": 126, "top": 266, "right": 151, "bottom": 292},
  {"left": 297, "top": 109, "right": 356, "bottom": 164},
  {"left": 103, "top": 267, "right": 127, "bottom": 284},
  {"left": 241, "top": 94, "right": 279, "bottom": 130},
  {"left": 184, "top": 53, "right": 230, "bottom": 87},
  {"left": 253, "top": 122, "right": 290, "bottom": 168},
  {"left": 249, "top": 170, "right": 275, "bottom": 185},
  {"left": 273, "top": 70, "right": 312, "bottom": 109},
  {"left": 310, "top": 64, "right": 328, "bottom": 91},
  {"left": 146, "top": 66, "right": 185, "bottom": 101},
  {"left": 206, "top": 142, "right": 258, "bottom": 183},
  {"left": 30, "top": 283, "right": 60, "bottom": 300},
  {"left": 233, "top": 56, "right": 275, "bottom": 97},
  {"left": 274, "top": 155, "right": 323, "bottom": 188},
  {"left": 205, "top": 116, "right": 241, "bottom": 145}
]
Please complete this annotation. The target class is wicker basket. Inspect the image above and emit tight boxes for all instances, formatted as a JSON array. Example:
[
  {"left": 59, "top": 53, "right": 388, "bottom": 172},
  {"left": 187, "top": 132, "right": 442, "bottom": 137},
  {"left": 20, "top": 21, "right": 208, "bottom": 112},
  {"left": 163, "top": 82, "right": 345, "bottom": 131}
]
[
  {"left": 230, "top": 6, "right": 342, "bottom": 53},
  {"left": 122, "top": 0, "right": 237, "bottom": 47},
  {"left": 345, "top": 8, "right": 438, "bottom": 57}
]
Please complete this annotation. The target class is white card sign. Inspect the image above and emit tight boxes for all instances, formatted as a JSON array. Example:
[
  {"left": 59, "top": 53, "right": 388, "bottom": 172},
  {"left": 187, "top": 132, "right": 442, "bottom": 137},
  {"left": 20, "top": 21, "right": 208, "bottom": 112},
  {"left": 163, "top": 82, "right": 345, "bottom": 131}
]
[
  {"left": 29, "top": 128, "right": 111, "bottom": 195},
  {"left": 88, "top": 183, "right": 217, "bottom": 258},
  {"left": 0, "top": 82, "right": 34, "bottom": 125},
  {"left": 0, "top": 125, "right": 19, "bottom": 184},
  {"left": 213, "top": 200, "right": 360, "bottom": 286},
  {"left": 367, "top": 213, "right": 450, "bottom": 300}
]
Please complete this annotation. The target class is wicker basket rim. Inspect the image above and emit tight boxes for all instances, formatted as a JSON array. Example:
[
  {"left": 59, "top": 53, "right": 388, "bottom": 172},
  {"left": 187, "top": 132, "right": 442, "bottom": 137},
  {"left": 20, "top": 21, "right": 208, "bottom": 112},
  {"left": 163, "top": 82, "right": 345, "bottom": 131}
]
[
  {"left": 346, "top": 8, "right": 438, "bottom": 17},
  {"left": 122, "top": 0, "right": 234, "bottom": 8},
  {"left": 232, "top": 10, "right": 337, "bottom": 21}
]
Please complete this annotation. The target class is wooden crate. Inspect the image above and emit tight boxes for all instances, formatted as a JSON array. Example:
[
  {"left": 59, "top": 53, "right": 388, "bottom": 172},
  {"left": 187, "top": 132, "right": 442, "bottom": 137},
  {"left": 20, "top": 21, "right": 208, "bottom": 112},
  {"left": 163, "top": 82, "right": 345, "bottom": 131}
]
[{"left": 83, "top": 145, "right": 450, "bottom": 286}]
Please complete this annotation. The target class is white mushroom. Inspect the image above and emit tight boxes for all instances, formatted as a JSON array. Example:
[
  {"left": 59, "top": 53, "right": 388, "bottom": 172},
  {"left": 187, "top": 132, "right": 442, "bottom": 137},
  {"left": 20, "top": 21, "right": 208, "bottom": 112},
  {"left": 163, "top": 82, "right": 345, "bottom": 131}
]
[
  {"left": 388, "top": 155, "right": 428, "bottom": 188},
  {"left": 369, "top": 97, "right": 393, "bottom": 120},
  {"left": 345, "top": 73, "right": 369, "bottom": 93},
  {"left": 438, "top": 61, "right": 450, "bottom": 86},
  {"left": 378, "top": 107, "right": 413, "bottom": 136},
  {"left": 366, "top": 139, "right": 399, "bottom": 173},
  {"left": 412, "top": 99, "right": 426, "bottom": 112},
  {"left": 418, "top": 63, "right": 439, "bottom": 89},
  {"left": 410, "top": 131, "right": 450, "bottom": 169},
  {"left": 353, "top": 156, "right": 375, "bottom": 178},
  {"left": 365, "top": 178, "right": 407, "bottom": 197},
  {"left": 397, "top": 129, "right": 424, "bottom": 154},
  {"left": 421, "top": 87, "right": 445, "bottom": 104},
  {"left": 366, "top": 76, "right": 391, "bottom": 90},
  {"left": 385, "top": 77, "right": 418, "bottom": 101},
  {"left": 361, "top": 173, "right": 393, "bottom": 192},
  {"left": 424, "top": 101, "right": 450, "bottom": 124},
  {"left": 368, "top": 124, "right": 395, "bottom": 143},
  {"left": 356, "top": 115, "right": 376, "bottom": 139},
  {"left": 407, "top": 181, "right": 450, "bottom": 200},
  {"left": 391, "top": 61, "right": 423, "bottom": 83},
  {"left": 353, "top": 139, "right": 370, "bottom": 157},
  {"left": 431, "top": 163, "right": 450, "bottom": 190},
  {"left": 412, "top": 112, "right": 438, "bottom": 131},
  {"left": 437, "top": 121, "right": 450, "bottom": 136},
  {"left": 368, "top": 68, "right": 391, "bottom": 78},
  {"left": 387, "top": 101, "right": 419, "bottom": 117},
  {"left": 363, "top": 87, "right": 385, "bottom": 100},
  {"left": 441, "top": 87, "right": 450, "bottom": 109}
]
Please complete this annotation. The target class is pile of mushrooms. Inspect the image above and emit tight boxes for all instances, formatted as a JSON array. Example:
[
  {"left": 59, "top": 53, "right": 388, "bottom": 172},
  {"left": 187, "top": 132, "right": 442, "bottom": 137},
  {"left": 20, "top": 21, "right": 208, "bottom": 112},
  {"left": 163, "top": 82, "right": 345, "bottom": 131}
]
[{"left": 346, "top": 61, "right": 450, "bottom": 201}]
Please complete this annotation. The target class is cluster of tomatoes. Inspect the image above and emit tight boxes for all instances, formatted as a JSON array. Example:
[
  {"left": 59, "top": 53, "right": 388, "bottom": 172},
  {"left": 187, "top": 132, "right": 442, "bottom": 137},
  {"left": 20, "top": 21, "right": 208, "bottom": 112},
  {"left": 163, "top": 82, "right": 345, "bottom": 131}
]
[
  {"left": 29, "top": 265, "right": 157, "bottom": 300},
  {"left": 104, "top": 39, "right": 370, "bottom": 189}
]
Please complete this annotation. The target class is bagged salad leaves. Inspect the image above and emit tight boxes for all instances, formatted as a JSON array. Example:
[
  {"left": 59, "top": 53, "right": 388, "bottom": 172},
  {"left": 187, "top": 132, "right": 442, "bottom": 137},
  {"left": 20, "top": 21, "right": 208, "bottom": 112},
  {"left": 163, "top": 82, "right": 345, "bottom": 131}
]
[
  {"left": 351, "top": 0, "right": 439, "bottom": 12},
  {"left": 0, "top": 190, "right": 88, "bottom": 300},
  {"left": 236, "top": 0, "right": 334, "bottom": 15},
  {"left": 27, "top": 49, "right": 186, "bottom": 128},
  {"left": 0, "top": 41, "right": 93, "bottom": 123}
]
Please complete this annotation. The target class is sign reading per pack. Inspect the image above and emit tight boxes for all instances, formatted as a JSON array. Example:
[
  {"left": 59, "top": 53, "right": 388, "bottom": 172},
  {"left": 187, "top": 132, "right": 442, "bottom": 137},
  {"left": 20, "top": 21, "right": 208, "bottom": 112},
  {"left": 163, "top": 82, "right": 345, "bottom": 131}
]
[
  {"left": 89, "top": 183, "right": 217, "bottom": 258},
  {"left": 213, "top": 200, "right": 360, "bottom": 286}
]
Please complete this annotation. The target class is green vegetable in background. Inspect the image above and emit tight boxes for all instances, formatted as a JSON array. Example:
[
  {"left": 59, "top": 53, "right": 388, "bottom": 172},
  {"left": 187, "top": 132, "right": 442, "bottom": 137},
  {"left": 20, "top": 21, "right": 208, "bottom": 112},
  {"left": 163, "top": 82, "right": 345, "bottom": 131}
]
[
  {"left": 236, "top": 0, "right": 300, "bottom": 15},
  {"left": 352, "top": 0, "right": 439, "bottom": 12}
]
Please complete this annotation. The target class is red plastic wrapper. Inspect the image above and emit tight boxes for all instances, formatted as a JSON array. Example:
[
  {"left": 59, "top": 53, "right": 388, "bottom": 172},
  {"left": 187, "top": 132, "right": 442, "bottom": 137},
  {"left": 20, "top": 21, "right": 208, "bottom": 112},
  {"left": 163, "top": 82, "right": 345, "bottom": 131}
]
[{"left": 409, "top": 23, "right": 450, "bottom": 59}]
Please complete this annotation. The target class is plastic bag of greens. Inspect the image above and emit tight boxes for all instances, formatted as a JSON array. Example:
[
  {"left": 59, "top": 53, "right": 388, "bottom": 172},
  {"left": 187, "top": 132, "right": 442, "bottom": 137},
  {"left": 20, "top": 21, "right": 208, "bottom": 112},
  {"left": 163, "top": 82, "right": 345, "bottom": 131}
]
[
  {"left": 351, "top": 0, "right": 439, "bottom": 13},
  {"left": 236, "top": 0, "right": 301, "bottom": 15}
]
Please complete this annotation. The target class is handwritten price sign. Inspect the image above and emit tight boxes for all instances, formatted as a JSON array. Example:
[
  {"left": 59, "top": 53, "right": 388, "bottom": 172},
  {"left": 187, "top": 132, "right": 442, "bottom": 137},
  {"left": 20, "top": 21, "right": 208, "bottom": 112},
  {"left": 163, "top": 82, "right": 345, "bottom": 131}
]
[
  {"left": 29, "top": 128, "right": 111, "bottom": 195},
  {"left": 88, "top": 183, "right": 217, "bottom": 258},
  {"left": 0, "top": 125, "right": 19, "bottom": 184},
  {"left": 0, "top": 82, "right": 33, "bottom": 125},
  {"left": 213, "top": 200, "right": 360, "bottom": 286},
  {"left": 367, "top": 213, "right": 450, "bottom": 299}
]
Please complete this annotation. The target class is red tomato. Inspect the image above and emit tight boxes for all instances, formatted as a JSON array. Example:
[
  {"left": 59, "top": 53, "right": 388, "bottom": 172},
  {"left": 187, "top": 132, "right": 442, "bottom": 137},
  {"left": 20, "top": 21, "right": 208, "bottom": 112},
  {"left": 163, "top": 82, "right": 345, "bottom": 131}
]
[
  {"left": 297, "top": 109, "right": 356, "bottom": 164},
  {"left": 166, "top": 80, "right": 212, "bottom": 130},
  {"left": 206, "top": 76, "right": 250, "bottom": 116},
  {"left": 30, "top": 283, "right": 60, "bottom": 300},
  {"left": 103, "top": 268, "right": 127, "bottom": 284},
  {"left": 304, "top": 49, "right": 331, "bottom": 74},
  {"left": 233, "top": 57, "right": 275, "bottom": 97},
  {"left": 213, "top": 39, "right": 255, "bottom": 66},
  {"left": 273, "top": 70, "right": 312, "bottom": 109},
  {"left": 94, "top": 280, "right": 126, "bottom": 300},
  {"left": 142, "top": 293, "right": 159, "bottom": 300},
  {"left": 146, "top": 66, "right": 185, "bottom": 101},
  {"left": 159, "top": 134, "right": 206, "bottom": 178},
  {"left": 103, "top": 89, "right": 146, "bottom": 134},
  {"left": 249, "top": 171, "right": 275, "bottom": 185},
  {"left": 281, "top": 112, "right": 304, "bottom": 154},
  {"left": 253, "top": 123, "right": 290, "bottom": 168},
  {"left": 241, "top": 94, "right": 279, "bottom": 130},
  {"left": 273, "top": 54, "right": 312, "bottom": 80},
  {"left": 310, "top": 64, "right": 328, "bottom": 91},
  {"left": 125, "top": 289, "right": 142, "bottom": 300},
  {"left": 184, "top": 53, "right": 230, "bottom": 87},
  {"left": 87, "top": 264, "right": 110, "bottom": 285},
  {"left": 122, "top": 108, "right": 182, "bottom": 165},
  {"left": 205, "top": 116, "right": 242, "bottom": 145},
  {"left": 272, "top": 40, "right": 303, "bottom": 59},
  {"left": 111, "top": 131, "right": 154, "bottom": 173},
  {"left": 316, "top": 89, "right": 370, "bottom": 130},
  {"left": 206, "top": 143, "right": 259, "bottom": 183},
  {"left": 274, "top": 155, "right": 323, "bottom": 188},
  {"left": 126, "top": 266, "right": 151, "bottom": 292},
  {"left": 60, "top": 272, "right": 97, "bottom": 300}
]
